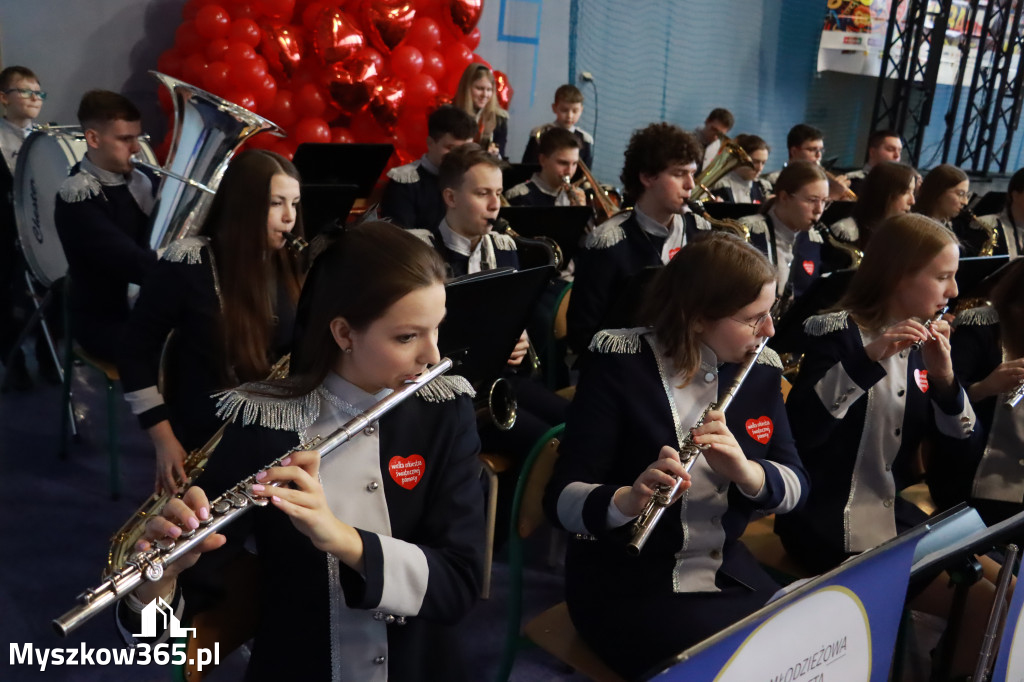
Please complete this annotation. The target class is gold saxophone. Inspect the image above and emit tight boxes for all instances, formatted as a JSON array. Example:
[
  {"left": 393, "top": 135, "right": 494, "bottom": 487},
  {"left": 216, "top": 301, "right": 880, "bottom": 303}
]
[
  {"left": 970, "top": 211, "right": 1000, "bottom": 257},
  {"left": 822, "top": 221, "right": 863, "bottom": 268},
  {"left": 106, "top": 354, "right": 291, "bottom": 575}
]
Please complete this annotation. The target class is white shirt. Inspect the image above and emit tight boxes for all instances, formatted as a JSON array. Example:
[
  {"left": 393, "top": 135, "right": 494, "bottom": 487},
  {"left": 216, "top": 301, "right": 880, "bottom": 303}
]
[
  {"left": 438, "top": 217, "right": 495, "bottom": 273},
  {"left": 634, "top": 204, "right": 687, "bottom": 264},
  {"left": 0, "top": 117, "right": 32, "bottom": 174},
  {"left": 767, "top": 206, "right": 798, "bottom": 296}
]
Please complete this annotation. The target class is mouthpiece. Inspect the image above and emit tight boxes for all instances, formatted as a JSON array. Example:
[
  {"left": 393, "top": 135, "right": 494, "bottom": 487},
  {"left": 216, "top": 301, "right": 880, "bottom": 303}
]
[{"left": 282, "top": 231, "right": 308, "bottom": 254}]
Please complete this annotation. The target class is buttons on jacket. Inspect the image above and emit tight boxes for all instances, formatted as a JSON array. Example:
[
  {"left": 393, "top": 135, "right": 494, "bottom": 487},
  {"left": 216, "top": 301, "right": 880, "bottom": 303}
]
[{"left": 366, "top": 481, "right": 380, "bottom": 492}]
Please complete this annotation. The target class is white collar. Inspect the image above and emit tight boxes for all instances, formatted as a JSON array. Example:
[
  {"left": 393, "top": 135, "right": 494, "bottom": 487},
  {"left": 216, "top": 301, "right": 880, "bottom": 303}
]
[
  {"left": 529, "top": 172, "right": 560, "bottom": 197},
  {"left": 81, "top": 155, "right": 131, "bottom": 186},
  {"left": 634, "top": 203, "right": 681, "bottom": 238},
  {"left": 767, "top": 205, "right": 799, "bottom": 239},
  {"left": 322, "top": 371, "right": 392, "bottom": 416},
  {"left": 438, "top": 217, "right": 481, "bottom": 258},
  {"left": 418, "top": 154, "right": 439, "bottom": 175},
  {"left": 0, "top": 117, "right": 32, "bottom": 138}
]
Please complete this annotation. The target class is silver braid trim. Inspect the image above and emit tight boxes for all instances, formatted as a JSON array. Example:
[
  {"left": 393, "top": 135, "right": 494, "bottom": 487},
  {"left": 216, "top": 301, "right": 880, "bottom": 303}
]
[
  {"left": 804, "top": 310, "right": 851, "bottom": 337},
  {"left": 415, "top": 374, "right": 475, "bottom": 402},
  {"left": 757, "top": 346, "right": 784, "bottom": 370},
  {"left": 214, "top": 384, "right": 321, "bottom": 432},
  {"left": 741, "top": 214, "right": 769, "bottom": 235},
  {"left": 954, "top": 305, "right": 998, "bottom": 328},
  {"left": 588, "top": 328, "right": 645, "bottom": 354},
  {"left": 162, "top": 236, "right": 208, "bottom": 265},
  {"left": 59, "top": 172, "right": 102, "bottom": 202}
]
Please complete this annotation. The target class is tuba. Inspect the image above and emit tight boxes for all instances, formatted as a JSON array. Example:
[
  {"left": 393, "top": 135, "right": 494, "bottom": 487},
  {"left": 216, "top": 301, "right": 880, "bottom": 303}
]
[
  {"left": 143, "top": 71, "right": 284, "bottom": 251},
  {"left": 689, "top": 140, "right": 755, "bottom": 204}
]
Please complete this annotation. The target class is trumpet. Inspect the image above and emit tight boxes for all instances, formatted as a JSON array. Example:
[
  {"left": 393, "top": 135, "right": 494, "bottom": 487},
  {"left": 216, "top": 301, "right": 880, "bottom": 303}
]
[
  {"left": 826, "top": 169, "right": 857, "bottom": 202},
  {"left": 1007, "top": 380, "right": 1024, "bottom": 409},
  {"left": 627, "top": 337, "right": 769, "bottom": 555},
  {"left": 54, "top": 359, "right": 453, "bottom": 637},
  {"left": 911, "top": 306, "right": 949, "bottom": 351}
]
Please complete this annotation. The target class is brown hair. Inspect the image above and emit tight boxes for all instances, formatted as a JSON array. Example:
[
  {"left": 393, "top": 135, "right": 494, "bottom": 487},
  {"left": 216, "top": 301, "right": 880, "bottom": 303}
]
[
  {"left": 990, "top": 258, "right": 1024, "bottom": 359},
  {"left": 554, "top": 84, "right": 583, "bottom": 105},
  {"left": 734, "top": 133, "right": 769, "bottom": 156},
  {"left": 438, "top": 142, "right": 499, "bottom": 190},
  {"left": 453, "top": 63, "right": 508, "bottom": 140},
  {"left": 77, "top": 89, "right": 141, "bottom": 128},
  {"left": 200, "top": 150, "right": 305, "bottom": 382},
  {"left": 915, "top": 164, "right": 968, "bottom": 218},
  {"left": 537, "top": 126, "right": 580, "bottom": 157},
  {"left": 271, "top": 222, "right": 446, "bottom": 397},
  {"left": 0, "top": 65, "right": 38, "bottom": 91},
  {"left": 427, "top": 105, "right": 475, "bottom": 142},
  {"left": 620, "top": 122, "right": 701, "bottom": 205},
  {"left": 850, "top": 162, "right": 917, "bottom": 247},
  {"left": 762, "top": 160, "right": 826, "bottom": 214},
  {"left": 838, "top": 213, "right": 958, "bottom": 331},
  {"left": 707, "top": 108, "right": 734, "bottom": 129},
  {"left": 640, "top": 232, "right": 775, "bottom": 382}
]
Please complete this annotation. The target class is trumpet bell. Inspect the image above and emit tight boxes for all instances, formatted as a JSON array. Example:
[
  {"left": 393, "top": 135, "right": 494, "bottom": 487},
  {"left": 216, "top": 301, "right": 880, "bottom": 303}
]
[
  {"left": 690, "top": 141, "right": 754, "bottom": 204},
  {"left": 147, "top": 71, "right": 284, "bottom": 251}
]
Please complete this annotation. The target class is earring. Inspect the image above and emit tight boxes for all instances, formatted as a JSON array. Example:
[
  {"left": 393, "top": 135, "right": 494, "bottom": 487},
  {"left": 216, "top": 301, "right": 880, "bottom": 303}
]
[{"left": 343, "top": 347, "right": 352, "bottom": 354}]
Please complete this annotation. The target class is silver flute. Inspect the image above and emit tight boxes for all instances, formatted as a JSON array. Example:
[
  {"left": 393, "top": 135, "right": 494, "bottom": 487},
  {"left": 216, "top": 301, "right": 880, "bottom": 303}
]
[
  {"left": 911, "top": 306, "right": 949, "bottom": 351},
  {"left": 53, "top": 359, "right": 453, "bottom": 637},
  {"left": 627, "top": 338, "right": 768, "bottom": 555},
  {"left": 1007, "top": 380, "right": 1024, "bottom": 408}
]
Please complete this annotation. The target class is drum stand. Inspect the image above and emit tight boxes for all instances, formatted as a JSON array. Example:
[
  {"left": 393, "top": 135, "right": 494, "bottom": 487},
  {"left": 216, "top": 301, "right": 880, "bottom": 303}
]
[{"left": 2, "top": 270, "right": 76, "bottom": 437}]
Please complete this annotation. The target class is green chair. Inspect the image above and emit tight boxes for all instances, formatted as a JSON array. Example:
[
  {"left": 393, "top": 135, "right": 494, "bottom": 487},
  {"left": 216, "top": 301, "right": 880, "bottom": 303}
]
[{"left": 494, "top": 423, "right": 625, "bottom": 682}]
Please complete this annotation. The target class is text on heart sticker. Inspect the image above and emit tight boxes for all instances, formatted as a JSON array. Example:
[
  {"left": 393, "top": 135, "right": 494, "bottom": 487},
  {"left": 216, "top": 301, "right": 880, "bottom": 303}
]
[
  {"left": 388, "top": 455, "right": 425, "bottom": 490},
  {"left": 745, "top": 416, "right": 774, "bottom": 444},
  {"left": 914, "top": 368, "right": 928, "bottom": 393}
]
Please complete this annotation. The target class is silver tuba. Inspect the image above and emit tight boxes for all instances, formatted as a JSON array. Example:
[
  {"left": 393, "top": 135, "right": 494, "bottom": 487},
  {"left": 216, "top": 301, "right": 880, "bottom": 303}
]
[{"left": 144, "top": 71, "right": 284, "bottom": 251}]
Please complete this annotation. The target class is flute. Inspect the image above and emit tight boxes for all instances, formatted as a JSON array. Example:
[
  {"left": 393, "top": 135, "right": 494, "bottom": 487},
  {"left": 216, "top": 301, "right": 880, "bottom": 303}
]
[
  {"left": 910, "top": 306, "right": 949, "bottom": 351},
  {"left": 53, "top": 359, "right": 453, "bottom": 637},
  {"left": 1007, "top": 380, "right": 1024, "bottom": 409}
]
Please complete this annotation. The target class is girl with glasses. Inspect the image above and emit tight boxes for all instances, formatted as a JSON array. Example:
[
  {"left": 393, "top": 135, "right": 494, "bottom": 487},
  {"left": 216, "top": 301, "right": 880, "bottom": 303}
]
[
  {"left": 544, "top": 232, "right": 807, "bottom": 678},
  {"left": 915, "top": 163, "right": 970, "bottom": 226}
]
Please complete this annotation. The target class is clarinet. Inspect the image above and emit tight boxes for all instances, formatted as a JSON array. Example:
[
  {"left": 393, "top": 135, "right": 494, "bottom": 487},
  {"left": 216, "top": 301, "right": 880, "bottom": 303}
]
[
  {"left": 53, "top": 359, "right": 453, "bottom": 637},
  {"left": 627, "top": 338, "right": 769, "bottom": 555},
  {"left": 910, "top": 306, "right": 949, "bottom": 351}
]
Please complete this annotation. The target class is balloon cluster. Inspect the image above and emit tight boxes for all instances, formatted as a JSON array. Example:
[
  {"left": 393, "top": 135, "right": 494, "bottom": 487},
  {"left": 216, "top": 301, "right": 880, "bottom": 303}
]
[{"left": 155, "top": 0, "right": 508, "bottom": 170}]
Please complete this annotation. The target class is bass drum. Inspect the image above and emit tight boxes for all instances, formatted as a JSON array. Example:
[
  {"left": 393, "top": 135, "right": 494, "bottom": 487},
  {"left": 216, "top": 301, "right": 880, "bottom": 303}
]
[{"left": 13, "top": 127, "right": 155, "bottom": 287}]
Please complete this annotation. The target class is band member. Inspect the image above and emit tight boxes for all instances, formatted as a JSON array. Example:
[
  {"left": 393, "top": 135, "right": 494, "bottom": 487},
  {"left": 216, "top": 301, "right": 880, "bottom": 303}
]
[
  {"left": 521, "top": 84, "right": 594, "bottom": 167},
  {"left": 692, "top": 107, "right": 734, "bottom": 170},
  {"left": 846, "top": 129, "right": 903, "bottom": 195},
  {"left": 709, "top": 133, "right": 771, "bottom": 204},
  {"left": 915, "top": 163, "right": 969, "bottom": 228},
  {"left": 55, "top": 90, "right": 158, "bottom": 363},
  {"left": 379, "top": 105, "right": 475, "bottom": 232},
  {"left": 118, "top": 222, "right": 485, "bottom": 682},
  {"left": 545, "top": 233, "right": 807, "bottom": 678},
  {"left": 739, "top": 161, "right": 828, "bottom": 307},
  {"left": 928, "top": 258, "right": 1024, "bottom": 525},
  {"left": 826, "top": 161, "right": 916, "bottom": 264},
  {"left": 960, "top": 167, "right": 1024, "bottom": 258},
  {"left": 0, "top": 65, "right": 47, "bottom": 391},
  {"left": 454, "top": 63, "right": 508, "bottom": 159},
  {"left": 118, "top": 150, "right": 305, "bottom": 494},
  {"left": 505, "top": 127, "right": 587, "bottom": 207},
  {"left": 764, "top": 123, "right": 851, "bottom": 201},
  {"left": 567, "top": 122, "right": 711, "bottom": 354}
]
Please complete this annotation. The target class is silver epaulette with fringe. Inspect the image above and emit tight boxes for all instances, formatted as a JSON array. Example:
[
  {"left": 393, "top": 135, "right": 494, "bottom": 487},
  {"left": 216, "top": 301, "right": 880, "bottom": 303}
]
[
  {"left": 491, "top": 232, "right": 517, "bottom": 251},
  {"left": 804, "top": 310, "right": 851, "bottom": 336},
  {"left": 740, "top": 214, "right": 769, "bottom": 235},
  {"left": 162, "top": 236, "right": 208, "bottom": 265},
  {"left": 954, "top": 305, "right": 998, "bottom": 327},
  {"left": 807, "top": 227, "right": 824, "bottom": 243},
  {"left": 585, "top": 212, "right": 630, "bottom": 249},
  {"left": 589, "top": 328, "right": 645, "bottom": 354},
  {"left": 415, "top": 374, "right": 475, "bottom": 402},
  {"left": 215, "top": 384, "right": 321, "bottom": 432},
  {"left": 693, "top": 214, "right": 712, "bottom": 231},
  {"left": 757, "top": 346, "right": 784, "bottom": 370},
  {"left": 59, "top": 171, "right": 102, "bottom": 203},
  {"left": 386, "top": 163, "right": 420, "bottom": 184},
  {"left": 504, "top": 183, "right": 529, "bottom": 200},
  {"left": 407, "top": 229, "right": 435, "bottom": 247},
  {"left": 830, "top": 217, "right": 859, "bottom": 242}
]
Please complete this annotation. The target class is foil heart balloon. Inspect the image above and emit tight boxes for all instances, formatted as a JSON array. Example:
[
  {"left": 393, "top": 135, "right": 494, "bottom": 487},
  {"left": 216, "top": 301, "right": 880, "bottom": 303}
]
[
  {"left": 369, "top": 77, "right": 406, "bottom": 131},
  {"left": 326, "top": 58, "right": 378, "bottom": 113},
  {"left": 313, "top": 7, "right": 365, "bottom": 65},
  {"left": 261, "top": 24, "right": 305, "bottom": 78},
  {"left": 447, "top": 0, "right": 483, "bottom": 36},
  {"left": 362, "top": 0, "right": 416, "bottom": 54},
  {"left": 493, "top": 69, "right": 513, "bottom": 109}
]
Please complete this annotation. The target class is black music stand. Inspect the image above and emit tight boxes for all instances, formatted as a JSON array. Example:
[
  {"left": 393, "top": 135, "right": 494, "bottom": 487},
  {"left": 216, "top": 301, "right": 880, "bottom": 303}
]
[
  {"left": 292, "top": 143, "right": 393, "bottom": 196},
  {"left": 439, "top": 266, "right": 555, "bottom": 389},
  {"left": 502, "top": 163, "right": 541, "bottom": 191},
  {"left": 769, "top": 268, "right": 856, "bottom": 356},
  {"left": 970, "top": 191, "right": 1006, "bottom": 216},
  {"left": 955, "top": 255, "right": 1011, "bottom": 301},
  {"left": 299, "top": 184, "right": 360, "bottom": 240},
  {"left": 822, "top": 200, "right": 856, "bottom": 225},
  {"left": 703, "top": 202, "right": 761, "bottom": 221},
  {"left": 497, "top": 206, "right": 592, "bottom": 266}
]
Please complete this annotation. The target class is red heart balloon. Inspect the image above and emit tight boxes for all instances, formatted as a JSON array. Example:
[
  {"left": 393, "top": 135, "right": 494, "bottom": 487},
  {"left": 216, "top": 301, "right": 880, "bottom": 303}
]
[
  {"left": 369, "top": 77, "right": 406, "bottom": 131},
  {"left": 362, "top": 0, "right": 416, "bottom": 54},
  {"left": 493, "top": 69, "right": 513, "bottom": 109},
  {"left": 326, "top": 59, "right": 377, "bottom": 113},
  {"left": 261, "top": 24, "right": 305, "bottom": 78},
  {"left": 313, "top": 7, "right": 365, "bottom": 65},
  {"left": 446, "top": 0, "right": 482, "bottom": 36}
]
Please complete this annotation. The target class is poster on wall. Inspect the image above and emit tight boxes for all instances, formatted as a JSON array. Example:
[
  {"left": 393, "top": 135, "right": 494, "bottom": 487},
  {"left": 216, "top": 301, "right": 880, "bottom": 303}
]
[{"left": 816, "top": 0, "right": 1002, "bottom": 85}]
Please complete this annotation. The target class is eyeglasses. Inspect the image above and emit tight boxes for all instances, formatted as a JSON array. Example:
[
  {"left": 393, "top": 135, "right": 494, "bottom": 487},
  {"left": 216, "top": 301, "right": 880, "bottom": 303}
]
[
  {"left": 794, "top": 193, "right": 832, "bottom": 210},
  {"left": 951, "top": 189, "right": 969, "bottom": 199},
  {"left": 4, "top": 88, "right": 46, "bottom": 100},
  {"left": 731, "top": 310, "right": 774, "bottom": 336}
]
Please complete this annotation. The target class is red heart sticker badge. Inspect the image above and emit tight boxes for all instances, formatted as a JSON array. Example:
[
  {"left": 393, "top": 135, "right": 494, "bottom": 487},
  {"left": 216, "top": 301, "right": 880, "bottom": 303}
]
[
  {"left": 914, "top": 368, "right": 929, "bottom": 393},
  {"left": 668, "top": 247, "right": 681, "bottom": 260},
  {"left": 745, "top": 417, "right": 774, "bottom": 444},
  {"left": 388, "top": 455, "right": 425, "bottom": 490},
  {"left": 802, "top": 260, "right": 815, "bottom": 276}
]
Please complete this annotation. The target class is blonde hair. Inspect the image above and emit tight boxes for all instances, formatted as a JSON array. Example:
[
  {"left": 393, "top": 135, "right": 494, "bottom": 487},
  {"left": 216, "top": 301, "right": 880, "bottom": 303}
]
[{"left": 453, "top": 63, "right": 508, "bottom": 140}]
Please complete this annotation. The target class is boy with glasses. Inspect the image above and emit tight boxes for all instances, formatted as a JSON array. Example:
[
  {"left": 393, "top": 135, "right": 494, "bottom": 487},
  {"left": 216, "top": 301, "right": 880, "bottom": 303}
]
[{"left": 765, "top": 124, "right": 852, "bottom": 201}]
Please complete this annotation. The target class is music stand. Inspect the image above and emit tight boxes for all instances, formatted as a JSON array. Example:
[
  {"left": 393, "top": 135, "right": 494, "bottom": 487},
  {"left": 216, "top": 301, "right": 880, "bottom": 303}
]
[
  {"left": 970, "top": 191, "right": 1006, "bottom": 216},
  {"left": 497, "top": 206, "right": 592, "bottom": 266},
  {"left": 299, "top": 184, "right": 360, "bottom": 240},
  {"left": 769, "top": 268, "right": 855, "bottom": 356},
  {"left": 292, "top": 143, "right": 394, "bottom": 197},
  {"left": 703, "top": 203, "right": 762, "bottom": 221},
  {"left": 821, "top": 200, "right": 856, "bottom": 225},
  {"left": 955, "top": 255, "right": 1011, "bottom": 303},
  {"left": 502, "top": 163, "right": 541, "bottom": 191},
  {"left": 439, "top": 266, "right": 555, "bottom": 389}
]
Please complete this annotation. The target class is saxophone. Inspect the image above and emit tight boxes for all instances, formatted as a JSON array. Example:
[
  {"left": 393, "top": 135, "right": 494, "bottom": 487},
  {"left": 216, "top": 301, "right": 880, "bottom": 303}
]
[{"left": 106, "top": 354, "right": 291, "bottom": 575}]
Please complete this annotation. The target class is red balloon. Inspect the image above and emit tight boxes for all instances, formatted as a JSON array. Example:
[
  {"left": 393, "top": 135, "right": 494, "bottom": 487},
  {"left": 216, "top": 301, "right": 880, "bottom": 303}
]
[
  {"left": 397, "top": 108, "right": 428, "bottom": 146},
  {"left": 406, "top": 73, "right": 438, "bottom": 109},
  {"left": 204, "top": 61, "right": 233, "bottom": 96},
  {"left": 265, "top": 138, "right": 295, "bottom": 159},
  {"left": 462, "top": 26, "right": 480, "bottom": 50},
  {"left": 301, "top": 2, "right": 329, "bottom": 30},
  {"left": 369, "top": 77, "right": 406, "bottom": 131},
  {"left": 257, "top": 0, "right": 296, "bottom": 24},
  {"left": 205, "top": 37, "right": 231, "bottom": 62},
  {"left": 254, "top": 73, "right": 278, "bottom": 113},
  {"left": 421, "top": 49, "right": 445, "bottom": 81},
  {"left": 406, "top": 17, "right": 441, "bottom": 51},
  {"left": 182, "top": 0, "right": 211, "bottom": 21},
  {"left": 295, "top": 82, "right": 328, "bottom": 118},
  {"left": 294, "top": 117, "right": 331, "bottom": 144},
  {"left": 442, "top": 42, "right": 472, "bottom": 81},
  {"left": 326, "top": 60, "right": 377, "bottom": 113},
  {"left": 349, "top": 47, "right": 385, "bottom": 76},
  {"left": 225, "top": 89, "right": 258, "bottom": 111},
  {"left": 362, "top": 0, "right": 416, "bottom": 54},
  {"left": 225, "top": 41, "right": 258, "bottom": 68},
  {"left": 175, "top": 21, "right": 205, "bottom": 55},
  {"left": 157, "top": 88, "right": 174, "bottom": 116},
  {"left": 236, "top": 58, "right": 269, "bottom": 92},
  {"left": 493, "top": 69, "right": 513, "bottom": 109},
  {"left": 266, "top": 89, "right": 298, "bottom": 128},
  {"left": 157, "top": 50, "right": 183, "bottom": 78},
  {"left": 183, "top": 53, "right": 210, "bottom": 85},
  {"left": 196, "top": 5, "right": 232, "bottom": 39},
  {"left": 351, "top": 108, "right": 389, "bottom": 143},
  {"left": 261, "top": 24, "right": 305, "bottom": 78},
  {"left": 313, "top": 8, "right": 365, "bottom": 65},
  {"left": 391, "top": 45, "right": 423, "bottom": 80},
  {"left": 445, "top": 0, "right": 482, "bottom": 36},
  {"left": 331, "top": 127, "right": 355, "bottom": 143},
  {"left": 228, "top": 18, "right": 262, "bottom": 46}
]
